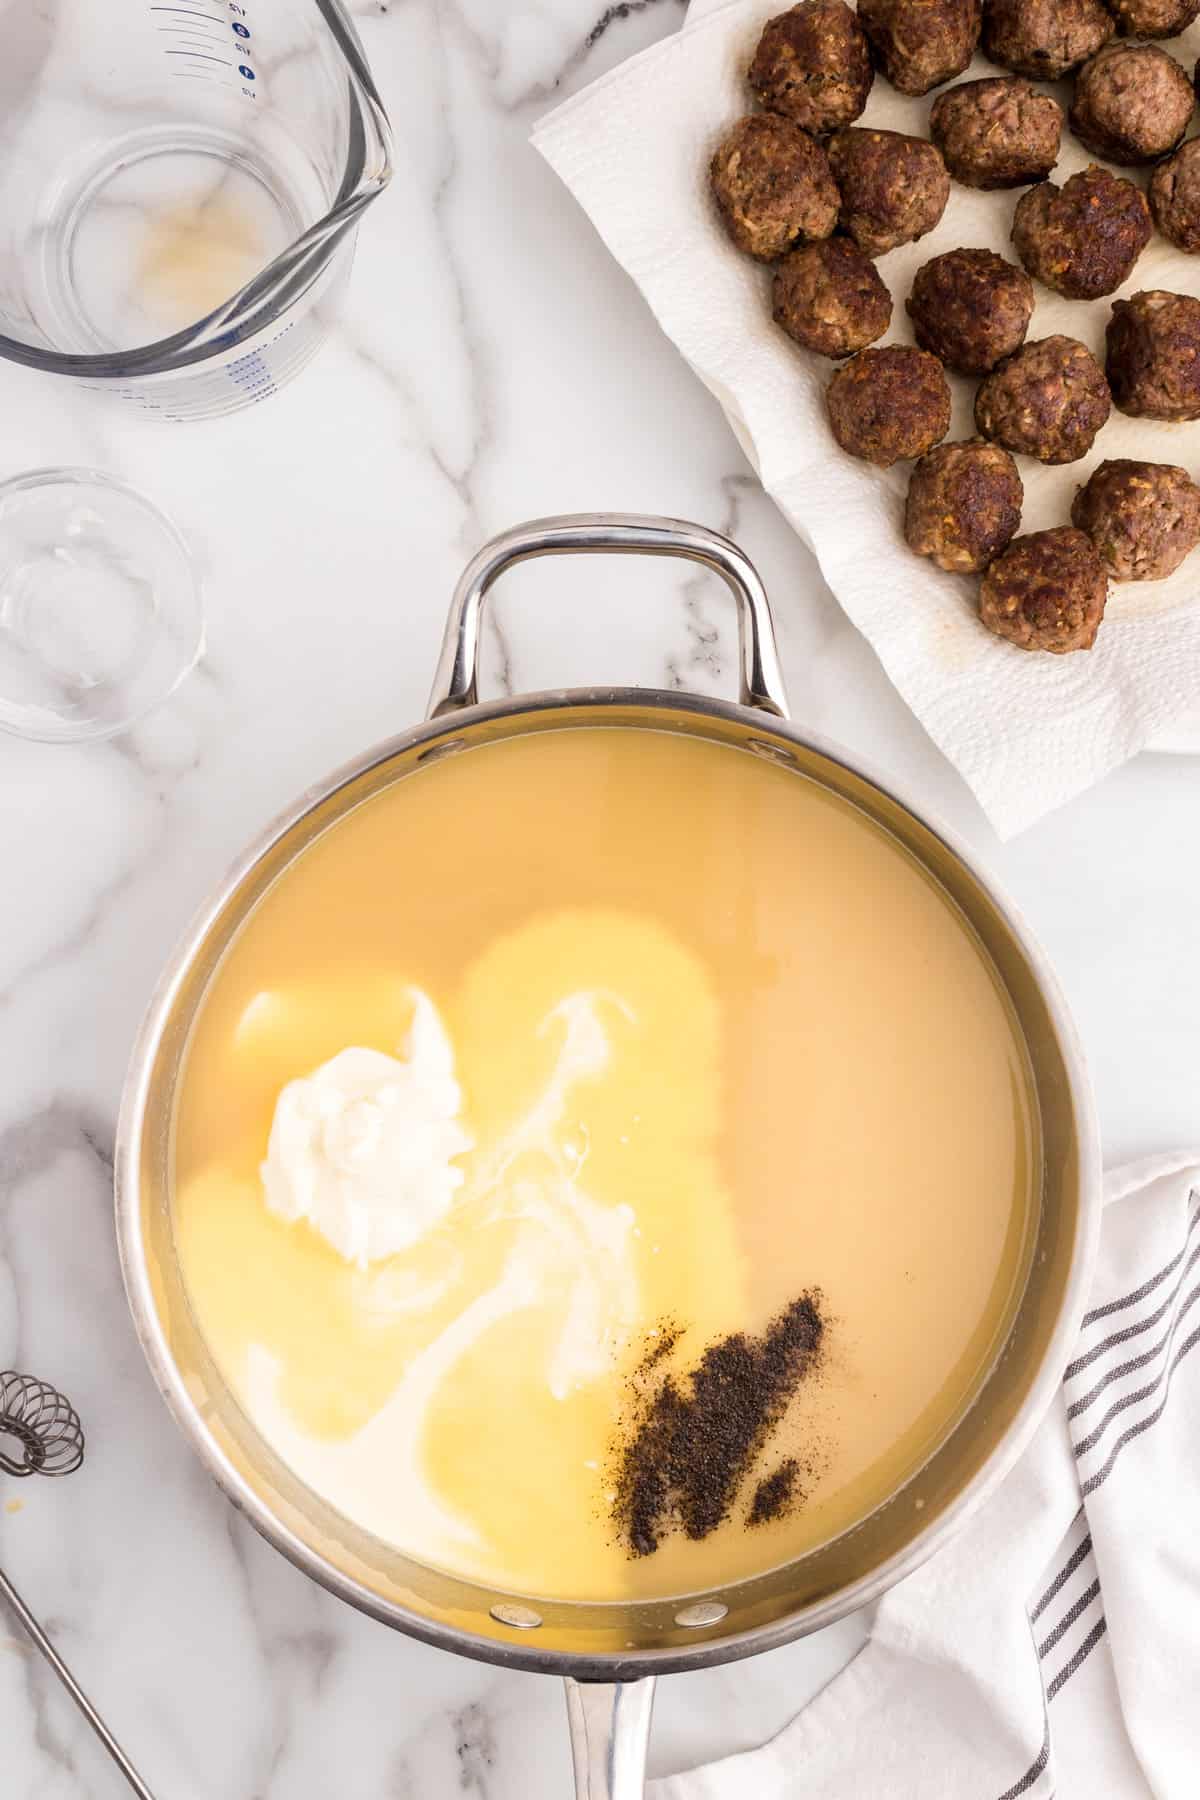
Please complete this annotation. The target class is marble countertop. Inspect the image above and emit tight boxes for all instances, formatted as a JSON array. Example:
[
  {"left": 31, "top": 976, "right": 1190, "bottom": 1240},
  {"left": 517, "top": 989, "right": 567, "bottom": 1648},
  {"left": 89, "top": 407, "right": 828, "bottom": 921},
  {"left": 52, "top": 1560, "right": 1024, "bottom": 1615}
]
[{"left": 0, "top": 1, "right": 1197, "bottom": 1793}]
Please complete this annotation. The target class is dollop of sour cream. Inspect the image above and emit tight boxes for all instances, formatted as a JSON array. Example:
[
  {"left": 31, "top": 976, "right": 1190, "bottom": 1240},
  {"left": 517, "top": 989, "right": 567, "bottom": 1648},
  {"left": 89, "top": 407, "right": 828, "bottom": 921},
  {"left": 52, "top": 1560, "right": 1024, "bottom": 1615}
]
[
  {"left": 248, "top": 984, "right": 642, "bottom": 1566},
  {"left": 260, "top": 991, "right": 472, "bottom": 1266}
]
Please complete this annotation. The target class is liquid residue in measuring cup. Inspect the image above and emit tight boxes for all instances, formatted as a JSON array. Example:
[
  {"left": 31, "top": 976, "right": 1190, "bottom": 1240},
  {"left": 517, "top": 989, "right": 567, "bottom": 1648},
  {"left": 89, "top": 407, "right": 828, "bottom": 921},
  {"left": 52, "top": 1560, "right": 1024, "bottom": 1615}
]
[
  {"left": 61, "top": 148, "right": 301, "bottom": 351},
  {"left": 135, "top": 191, "right": 275, "bottom": 330}
]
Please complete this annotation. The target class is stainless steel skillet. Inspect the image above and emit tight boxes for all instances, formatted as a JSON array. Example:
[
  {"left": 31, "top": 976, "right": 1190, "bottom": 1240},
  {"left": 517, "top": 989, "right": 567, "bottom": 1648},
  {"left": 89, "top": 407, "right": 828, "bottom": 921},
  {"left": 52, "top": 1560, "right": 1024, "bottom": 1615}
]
[{"left": 116, "top": 515, "right": 1100, "bottom": 1797}]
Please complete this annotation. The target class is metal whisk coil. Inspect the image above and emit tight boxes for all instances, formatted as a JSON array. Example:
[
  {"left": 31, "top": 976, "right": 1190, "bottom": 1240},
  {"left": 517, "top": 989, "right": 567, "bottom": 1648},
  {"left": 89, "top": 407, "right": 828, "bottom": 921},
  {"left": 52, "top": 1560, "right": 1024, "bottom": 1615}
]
[
  {"left": 0, "top": 1366, "right": 154, "bottom": 1797},
  {"left": 0, "top": 1369, "right": 85, "bottom": 1477}
]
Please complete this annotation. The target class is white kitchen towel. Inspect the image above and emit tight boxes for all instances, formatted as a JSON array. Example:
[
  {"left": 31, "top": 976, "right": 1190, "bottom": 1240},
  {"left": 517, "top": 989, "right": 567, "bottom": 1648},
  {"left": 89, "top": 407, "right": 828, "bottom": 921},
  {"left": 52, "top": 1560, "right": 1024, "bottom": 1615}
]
[
  {"left": 532, "top": 4, "right": 1200, "bottom": 836},
  {"left": 650, "top": 1152, "right": 1200, "bottom": 1800}
]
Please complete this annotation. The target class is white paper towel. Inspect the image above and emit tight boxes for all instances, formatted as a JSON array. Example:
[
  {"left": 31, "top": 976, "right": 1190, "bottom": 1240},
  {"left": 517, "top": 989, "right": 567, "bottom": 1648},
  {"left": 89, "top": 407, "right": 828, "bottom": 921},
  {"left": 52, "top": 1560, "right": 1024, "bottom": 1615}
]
[{"left": 533, "top": 0, "right": 1200, "bottom": 835}]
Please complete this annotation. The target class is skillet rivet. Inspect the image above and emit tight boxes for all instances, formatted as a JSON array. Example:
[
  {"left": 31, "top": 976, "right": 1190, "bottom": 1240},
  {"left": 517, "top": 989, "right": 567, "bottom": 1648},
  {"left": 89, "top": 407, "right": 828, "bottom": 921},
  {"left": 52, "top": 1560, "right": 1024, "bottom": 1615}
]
[
  {"left": 674, "top": 1602, "right": 727, "bottom": 1629},
  {"left": 490, "top": 1603, "right": 542, "bottom": 1630},
  {"left": 745, "top": 738, "right": 797, "bottom": 768},
  {"left": 418, "top": 737, "right": 467, "bottom": 764}
]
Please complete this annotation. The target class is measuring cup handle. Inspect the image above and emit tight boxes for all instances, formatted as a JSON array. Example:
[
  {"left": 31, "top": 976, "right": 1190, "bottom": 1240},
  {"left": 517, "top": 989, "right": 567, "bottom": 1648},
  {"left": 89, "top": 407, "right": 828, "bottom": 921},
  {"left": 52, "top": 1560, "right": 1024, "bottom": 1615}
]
[
  {"left": 425, "top": 514, "right": 790, "bottom": 721},
  {"left": 564, "top": 1677, "right": 656, "bottom": 1800}
]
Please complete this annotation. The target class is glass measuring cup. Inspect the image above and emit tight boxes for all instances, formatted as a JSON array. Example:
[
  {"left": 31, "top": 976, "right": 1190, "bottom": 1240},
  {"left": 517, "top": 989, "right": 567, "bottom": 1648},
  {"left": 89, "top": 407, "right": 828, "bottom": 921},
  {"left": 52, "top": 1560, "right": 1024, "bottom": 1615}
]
[{"left": 0, "top": 0, "right": 392, "bottom": 420}]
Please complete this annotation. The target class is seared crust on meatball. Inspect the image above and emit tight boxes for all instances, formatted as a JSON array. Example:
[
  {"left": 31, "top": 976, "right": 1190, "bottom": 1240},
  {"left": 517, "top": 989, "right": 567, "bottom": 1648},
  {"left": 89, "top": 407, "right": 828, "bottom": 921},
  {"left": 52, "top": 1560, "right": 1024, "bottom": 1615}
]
[
  {"left": 1070, "top": 459, "right": 1200, "bottom": 580},
  {"left": 978, "top": 0, "right": 1115, "bottom": 80},
  {"left": 975, "top": 336, "right": 1111, "bottom": 463},
  {"left": 930, "top": 77, "right": 1063, "bottom": 189},
  {"left": 710, "top": 115, "right": 839, "bottom": 260},
  {"left": 1106, "top": 290, "right": 1200, "bottom": 420},
  {"left": 1012, "top": 166, "right": 1151, "bottom": 300},
  {"left": 773, "top": 238, "right": 893, "bottom": 356},
  {"left": 907, "top": 248, "right": 1035, "bottom": 373},
  {"left": 979, "top": 528, "right": 1107, "bottom": 652},
  {"left": 827, "top": 128, "right": 950, "bottom": 255},
  {"left": 827, "top": 345, "right": 952, "bottom": 465},
  {"left": 1104, "top": 0, "right": 1199, "bottom": 37},
  {"left": 982, "top": 0, "right": 1113, "bottom": 80},
  {"left": 1069, "top": 44, "right": 1194, "bottom": 164},
  {"left": 749, "top": 1, "right": 874, "bottom": 135},
  {"left": 905, "top": 439, "right": 1024, "bottom": 571},
  {"left": 858, "top": 0, "right": 982, "bottom": 97},
  {"left": 1150, "top": 139, "right": 1200, "bottom": 252}
]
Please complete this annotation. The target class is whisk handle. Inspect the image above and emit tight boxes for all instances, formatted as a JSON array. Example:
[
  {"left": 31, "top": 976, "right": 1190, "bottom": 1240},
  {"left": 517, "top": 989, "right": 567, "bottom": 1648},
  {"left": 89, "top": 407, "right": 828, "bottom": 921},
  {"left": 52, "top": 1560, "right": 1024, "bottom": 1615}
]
[{"left": 0, "top": 1566, "right": 158, "bottom": 1799}]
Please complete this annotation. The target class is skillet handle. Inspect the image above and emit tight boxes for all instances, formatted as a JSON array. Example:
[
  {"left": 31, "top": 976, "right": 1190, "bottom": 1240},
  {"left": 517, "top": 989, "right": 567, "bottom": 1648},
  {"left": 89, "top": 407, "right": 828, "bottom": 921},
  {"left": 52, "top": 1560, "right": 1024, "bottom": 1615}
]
[
  {"left": 426, "top": 513, "right": 789, "bottom": 721},
  {"left": 564, "top": 1677, "right": 656, "bottom": 1800}
]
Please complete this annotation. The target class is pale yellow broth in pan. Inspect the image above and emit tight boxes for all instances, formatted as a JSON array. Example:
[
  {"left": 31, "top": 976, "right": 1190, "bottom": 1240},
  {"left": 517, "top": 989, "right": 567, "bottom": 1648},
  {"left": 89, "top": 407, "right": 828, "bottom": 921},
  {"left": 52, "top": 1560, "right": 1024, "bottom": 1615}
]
[{"left": 172, "top": 726, "right": 1037, "bottom": 1602}]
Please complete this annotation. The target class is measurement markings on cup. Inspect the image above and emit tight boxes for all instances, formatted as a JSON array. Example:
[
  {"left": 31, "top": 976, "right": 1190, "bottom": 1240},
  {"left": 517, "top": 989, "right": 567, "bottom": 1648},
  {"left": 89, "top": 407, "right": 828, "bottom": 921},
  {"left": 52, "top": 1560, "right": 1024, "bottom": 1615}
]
[
  {"left": 229, "top": 2, "right": 257, "bottom": 96},
  {"left": 152, "top": 2, "right": 259, "bottom": 95}
]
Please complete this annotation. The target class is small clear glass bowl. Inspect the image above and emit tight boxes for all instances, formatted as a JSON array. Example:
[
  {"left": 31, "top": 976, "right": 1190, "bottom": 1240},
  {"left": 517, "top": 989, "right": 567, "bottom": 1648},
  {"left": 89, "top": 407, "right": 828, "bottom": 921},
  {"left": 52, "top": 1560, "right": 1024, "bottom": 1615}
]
[{"left": 0, "top": 467, "right": 203, "bottom": 743}]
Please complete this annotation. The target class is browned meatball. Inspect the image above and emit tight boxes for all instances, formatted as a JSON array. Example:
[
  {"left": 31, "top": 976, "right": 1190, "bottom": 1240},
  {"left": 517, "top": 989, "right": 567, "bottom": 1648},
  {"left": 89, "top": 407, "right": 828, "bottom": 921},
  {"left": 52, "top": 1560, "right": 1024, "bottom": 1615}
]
[
  {"left": 975, "top": 336, "right": 1111, "bottom": 463},
  {"left": 749, "top": 1, "right": 874, "bottom": 135},
  {"left": 1104, "top": 0, "right": 1199, "bottom": 36},
  {"left": 907, "top": 249, "right": 1034, "bottom": 373},
  {"left": 709, "top": 115, "right": 839, "bottom": 261},
  {"left": 773, "top": 238, "right": 893, "bottom": 356},
  {"left": 858, "top": 0, "right": 981, "bottom": 97},
  {"left": 827, "top": 128, "right": 950, "bottom": 255},
  {"left": 1150, "top": 139, "right": 1200, "bottom": 252},
  {"left": 1071, "top": 459, "right": 1200, "bottom": 579},
  {"left": 1106, "top": 290, "right": 1200, "bottom": 420},
  {"left": 905, "top": 439, "right": 1024, "bottom": 571},
  {"left": 1070, "top": 45, "right": 1194, "bottom": 165},
  {"left": 930, "top": 78, "right": 1063, "bottom": 189},
  {"left": 1012, "top": 166, "right": 1151, "bottom": 301},
  {"left": 979, "top": 528, "right": 1107, "bottom": 652},
  {"left": 982, "top": 0, "right": 1113, "bottom": 80},
  {"left": 827, "top": 346, "right": 952, "bottom": 465}
]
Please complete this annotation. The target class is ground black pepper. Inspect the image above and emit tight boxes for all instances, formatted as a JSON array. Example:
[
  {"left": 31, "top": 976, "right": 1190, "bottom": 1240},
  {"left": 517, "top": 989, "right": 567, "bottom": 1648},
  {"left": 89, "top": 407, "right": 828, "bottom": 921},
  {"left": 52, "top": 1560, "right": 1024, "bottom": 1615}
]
[
  {"left": 636, "top": 1321, "right": 683, "bottom": 1372},
  {"left": 611, "top": 1294, "right": 825, "bottom": 1558},
  {"left": 747, "top": 1458, "right": 802, "bottom": 1527}
]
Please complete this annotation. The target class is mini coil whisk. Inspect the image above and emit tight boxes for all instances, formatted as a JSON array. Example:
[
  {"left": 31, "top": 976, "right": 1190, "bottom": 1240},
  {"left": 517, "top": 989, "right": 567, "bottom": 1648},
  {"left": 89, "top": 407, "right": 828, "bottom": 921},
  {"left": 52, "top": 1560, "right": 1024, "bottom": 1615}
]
[
  {"left": 0, "top": 1368, "right": 157, "bottom": 1799},
  {"left": 0, "top": 1370, "right": 85, "bottom": 1476}
]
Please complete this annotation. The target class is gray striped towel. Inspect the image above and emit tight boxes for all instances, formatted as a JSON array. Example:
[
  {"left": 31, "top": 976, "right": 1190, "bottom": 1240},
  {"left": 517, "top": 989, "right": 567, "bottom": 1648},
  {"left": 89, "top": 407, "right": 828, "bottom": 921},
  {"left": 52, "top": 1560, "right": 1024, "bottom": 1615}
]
[{"left": 654, "top": 1153, "right": 1200, "bottom": 1800}]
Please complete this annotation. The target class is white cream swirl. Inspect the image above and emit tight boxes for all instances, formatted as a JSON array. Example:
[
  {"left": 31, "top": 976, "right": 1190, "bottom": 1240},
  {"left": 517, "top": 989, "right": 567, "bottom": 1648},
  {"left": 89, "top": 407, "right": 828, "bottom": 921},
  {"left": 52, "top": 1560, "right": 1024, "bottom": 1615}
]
[
  {"left": 248, "top": 987, "right": 642, "bottom": 1563},
  {"left": 259, "top": 990, "right": 472, "bottom": 1266}
]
